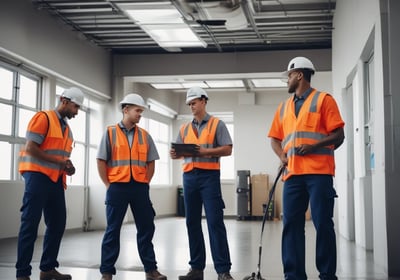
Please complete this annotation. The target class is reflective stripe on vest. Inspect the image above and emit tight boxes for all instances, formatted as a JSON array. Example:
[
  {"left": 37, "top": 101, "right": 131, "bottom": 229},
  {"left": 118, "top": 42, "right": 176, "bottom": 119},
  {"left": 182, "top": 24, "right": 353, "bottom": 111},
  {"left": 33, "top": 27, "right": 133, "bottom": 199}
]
[
  {"left": 180, "top": 117, "right": 220, "bottom": 172},
  {"left": 280, "top": 90, "right": 335, "bottom": 180},
  {"left": 19, "top": 110, "right": 73, "bottom": 184},
  {"left": 106, "top": 124, "right": 149, "bottom": 183}
]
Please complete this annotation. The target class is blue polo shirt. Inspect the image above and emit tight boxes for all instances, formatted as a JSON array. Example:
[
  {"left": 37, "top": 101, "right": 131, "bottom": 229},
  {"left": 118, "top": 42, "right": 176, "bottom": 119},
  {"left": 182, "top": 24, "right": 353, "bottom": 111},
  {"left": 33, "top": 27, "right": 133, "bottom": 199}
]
[{"left": 293, "top": 87, "right": 313, "bottom": 117}]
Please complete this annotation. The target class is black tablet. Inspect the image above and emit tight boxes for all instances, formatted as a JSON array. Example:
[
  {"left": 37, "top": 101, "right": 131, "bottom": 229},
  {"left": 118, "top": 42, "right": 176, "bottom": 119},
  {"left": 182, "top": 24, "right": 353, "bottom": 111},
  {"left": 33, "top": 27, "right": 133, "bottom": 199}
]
[{"left": 171, "top": 143, "right": 199, "bottom": 156}]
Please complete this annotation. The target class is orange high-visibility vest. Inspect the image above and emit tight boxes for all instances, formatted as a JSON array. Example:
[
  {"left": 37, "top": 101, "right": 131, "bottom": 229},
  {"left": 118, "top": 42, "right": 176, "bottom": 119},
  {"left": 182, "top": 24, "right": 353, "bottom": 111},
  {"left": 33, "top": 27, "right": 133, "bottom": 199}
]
[
  {"left": 279, "top": 90, "right": 335, "bottom": 180},
  {"left": 19, "top": 110, "right": 73, "bottom": 184},
  {"left": 180, "top": 116, "right": 220, "bottom": 172},
  {"left": 106, "top": 124, "right": 150, "bottom": 183}
]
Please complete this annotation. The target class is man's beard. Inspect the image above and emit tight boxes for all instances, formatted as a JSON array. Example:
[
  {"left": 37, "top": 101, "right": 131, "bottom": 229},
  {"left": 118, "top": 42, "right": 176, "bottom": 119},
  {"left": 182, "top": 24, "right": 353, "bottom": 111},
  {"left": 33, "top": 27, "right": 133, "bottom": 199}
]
[{"left": 288, "top": 84, "right": 296, "bottom": 94}]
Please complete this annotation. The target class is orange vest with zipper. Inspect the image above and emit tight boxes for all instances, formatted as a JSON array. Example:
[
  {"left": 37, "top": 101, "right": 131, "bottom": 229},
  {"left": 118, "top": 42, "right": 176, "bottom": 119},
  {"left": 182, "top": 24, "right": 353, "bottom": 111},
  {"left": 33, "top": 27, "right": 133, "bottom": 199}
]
[
  {"left": 180, "top": 116, "right": 220, "bottom": 172},
  {"left": 106, "top": 124, "right": 150, "bottom": 183},
  {"left": 19, "top": 110, "right": 73, "bottom": 184},
  {"left": 278, "top": 90, "right": 335, "bottom": 180}
]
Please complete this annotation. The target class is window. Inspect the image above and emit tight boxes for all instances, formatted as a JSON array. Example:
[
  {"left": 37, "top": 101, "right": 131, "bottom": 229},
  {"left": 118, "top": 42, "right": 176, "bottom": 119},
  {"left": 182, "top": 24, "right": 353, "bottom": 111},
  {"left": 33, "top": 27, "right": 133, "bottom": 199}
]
[
  {"left": 140, "top": 116, "right": 171, "bottom": 185},
  {"left": 364, "top": 54, "right": 374, "bottom": 172},
  {"left": 220, "top": 122, "right": 234, "bottom": 180},
  {"left": 0, "top": 63, "right": 41, "bottom": 180}
]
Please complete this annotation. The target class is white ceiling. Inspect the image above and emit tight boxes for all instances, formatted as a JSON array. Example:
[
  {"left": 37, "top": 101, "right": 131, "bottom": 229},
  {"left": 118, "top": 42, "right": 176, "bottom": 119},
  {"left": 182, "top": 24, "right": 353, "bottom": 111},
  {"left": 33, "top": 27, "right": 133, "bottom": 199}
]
[
  {"left": 32, "top": 0, "right": 336, "bottom": 54},
  {"left": 31, "top": 0, "right": 335, "bottom": 90}
]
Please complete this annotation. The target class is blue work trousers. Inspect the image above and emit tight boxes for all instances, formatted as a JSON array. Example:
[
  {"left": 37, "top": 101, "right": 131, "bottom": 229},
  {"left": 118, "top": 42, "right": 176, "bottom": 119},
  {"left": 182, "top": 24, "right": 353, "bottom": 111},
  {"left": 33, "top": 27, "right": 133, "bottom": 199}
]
[
  {"left": 183, "top": 169, "right": 232, "bottom": 274},
  {"left": 282, "top": 174, "right": 338, "bottom": 280},
  {"left": 100, "top": 180, "right": 157, "bottom": 275},
  {"left": 16, "top": 172, "right": 66, "bottom": 278}
]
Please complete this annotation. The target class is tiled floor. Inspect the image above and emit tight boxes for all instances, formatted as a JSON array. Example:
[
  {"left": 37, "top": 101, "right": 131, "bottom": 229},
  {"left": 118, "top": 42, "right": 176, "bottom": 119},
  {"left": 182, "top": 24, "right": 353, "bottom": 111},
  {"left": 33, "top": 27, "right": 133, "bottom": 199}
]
[{"left": 0, "top": 217, "right": 393, "bottom": 280}]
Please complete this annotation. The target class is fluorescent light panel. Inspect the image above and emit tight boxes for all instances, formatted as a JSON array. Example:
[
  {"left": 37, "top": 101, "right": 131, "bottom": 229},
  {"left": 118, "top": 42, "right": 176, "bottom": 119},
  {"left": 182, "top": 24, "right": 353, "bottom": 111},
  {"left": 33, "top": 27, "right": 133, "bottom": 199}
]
[
  {"left": 151, "top": 79, "right": 287, "bottom": 90},
  {"left": 122, "top": 4, "right": 207, "bottom": 48},
  {"left": 206, "top": 80, "right": 244, "bottom": 88},
  {"left": 151, "top": 82, "right": 208, "bottom": 89},
  {"left": 125, "top": 9, "right": 184, "bottom": 24},
  {"left": 141, "top": 25, "right": 206, "bottom": 48},
  {"left": 181, "top": 82, "right": 208, "bottom": 88},
  {"left": 251, "top": 78, "right": 287, "bottom": 88},
  {"left": 151, "top": 83, "right": 184, "bottom": 89}
]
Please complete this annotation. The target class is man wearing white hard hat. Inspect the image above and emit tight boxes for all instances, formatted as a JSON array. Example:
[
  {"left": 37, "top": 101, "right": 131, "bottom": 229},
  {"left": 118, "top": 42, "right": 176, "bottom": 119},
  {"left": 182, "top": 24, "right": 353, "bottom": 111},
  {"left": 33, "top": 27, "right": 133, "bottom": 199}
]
[
  {"left": 17, "top": 87, "right": 85, "bottom": 280},
  {"left": 96, "top": 93, "right": 167, "bottom": 280},
  {"left": 170, "top": 87, "right": 235, "bottom": 280},
  {"left": 268, "top": 57, "right": 345, "bottom": 280}
]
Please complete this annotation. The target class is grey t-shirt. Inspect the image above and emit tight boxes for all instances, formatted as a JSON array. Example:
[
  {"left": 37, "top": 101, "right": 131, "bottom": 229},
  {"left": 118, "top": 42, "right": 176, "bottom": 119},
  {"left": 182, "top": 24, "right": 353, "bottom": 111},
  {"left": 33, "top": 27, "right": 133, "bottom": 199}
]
[{"left": 96, "top": 122, "right": 159, "bottom": 162}]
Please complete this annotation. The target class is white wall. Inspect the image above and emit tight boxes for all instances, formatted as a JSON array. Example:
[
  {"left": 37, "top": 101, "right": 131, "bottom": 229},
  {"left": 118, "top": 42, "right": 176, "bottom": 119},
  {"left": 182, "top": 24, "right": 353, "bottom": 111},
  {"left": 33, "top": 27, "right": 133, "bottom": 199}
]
[
  {"left": 332, "top": 0, "right": 387, "bottom": 271},
  {"left": 0, "top": 183, "right": 87, "bottom": 239},
  {"left": 0, "top": 0, "right": 112, "bottom": 96},
  {"left": 0, "top": 182, "right": 25, "bottom": 238},
  {"left": 114, "top": 49, "right": 332, "bottom": 77}
]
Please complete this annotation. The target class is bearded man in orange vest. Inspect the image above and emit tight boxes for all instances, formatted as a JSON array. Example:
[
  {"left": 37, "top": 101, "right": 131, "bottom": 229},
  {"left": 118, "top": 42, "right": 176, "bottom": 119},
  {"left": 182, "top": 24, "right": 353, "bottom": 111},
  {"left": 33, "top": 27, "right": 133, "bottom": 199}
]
[
  {"left": 96, "top": 93, "right": 167, "bottom": 280},
  {"left": 17, "top": 87, "right": 84, "bottom": 280},
  {"left": 170, "top": 87, "right": 235, "bottom": 280},
  {"left": 268, "top": 57, "right": 345, "bottom": 280}
]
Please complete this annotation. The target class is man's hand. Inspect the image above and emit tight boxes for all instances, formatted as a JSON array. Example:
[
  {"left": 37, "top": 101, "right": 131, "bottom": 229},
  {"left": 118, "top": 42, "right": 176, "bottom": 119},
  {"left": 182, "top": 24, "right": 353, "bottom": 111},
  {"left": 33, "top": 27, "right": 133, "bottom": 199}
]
[
  {"left": 170, "top": 148, "right": 179, "bottom": 159},
  {"left": 279, "top": 152, "right": 288, "bottom": 166},
  {"left": 64, "top": 159, "right": 76, "bottom": 176},
  {"left": 295, "top": 144, "right": 315, "bottom": 156}
]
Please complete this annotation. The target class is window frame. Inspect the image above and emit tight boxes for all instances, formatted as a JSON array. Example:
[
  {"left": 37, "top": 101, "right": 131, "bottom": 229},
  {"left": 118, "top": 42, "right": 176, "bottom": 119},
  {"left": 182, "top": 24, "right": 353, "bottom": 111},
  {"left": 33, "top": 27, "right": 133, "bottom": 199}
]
[
  {"left": 140, "top": 113, "right": 173, "bottom": 187},
  {"left": 0, "top": 61, "right": 42, "bottom": 181},
  {"left": 220, "top": 120, "right": 235, "bottom": 182}
]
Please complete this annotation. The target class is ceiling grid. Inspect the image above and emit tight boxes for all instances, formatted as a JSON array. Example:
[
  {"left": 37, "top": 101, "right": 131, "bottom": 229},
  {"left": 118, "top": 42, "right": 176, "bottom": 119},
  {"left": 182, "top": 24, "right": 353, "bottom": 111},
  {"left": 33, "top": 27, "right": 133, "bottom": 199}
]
[{"left": 32, "top": 0, "right": 335, "bottom": 54}]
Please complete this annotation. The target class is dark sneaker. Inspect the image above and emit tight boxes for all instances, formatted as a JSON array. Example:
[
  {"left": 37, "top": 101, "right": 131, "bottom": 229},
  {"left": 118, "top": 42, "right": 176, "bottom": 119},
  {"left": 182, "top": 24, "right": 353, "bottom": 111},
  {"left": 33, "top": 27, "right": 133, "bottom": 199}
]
[
  {"left": 40, "top": 269, "right": 72, "bottom": 280},
  {"left": 218, "top": 272, "right": 235, "bottom": 280},
  {"left": 101, "top": 273, "right": 112, "bottom": 280},
  {"left": 178, "top": 269, "right": 204, "bottom": 280},
  {"left": 146, "top": 270, "right": 167, "bottom": 280}
]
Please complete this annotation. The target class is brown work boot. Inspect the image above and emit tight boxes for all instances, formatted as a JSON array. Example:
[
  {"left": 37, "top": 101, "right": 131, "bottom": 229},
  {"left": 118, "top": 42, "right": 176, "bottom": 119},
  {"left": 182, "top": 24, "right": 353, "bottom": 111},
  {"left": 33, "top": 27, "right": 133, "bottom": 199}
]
[
  {"left": 17, "top": 277, "right": 30, "bottom": 280},
  {"left": 146, "top": 270, "right": 167, "bottom": 280},
  {"left": 40, "top": 269, "right": 72, "bottom": 280},
  {"left": 217, "top": 272, "right": 235, "bottom": 280},
  {"left": 101, "top": 273, "right": 112, "bottom": 280},
  {"left": 178, "top": 269, "right": 203, "bottom": 280}
]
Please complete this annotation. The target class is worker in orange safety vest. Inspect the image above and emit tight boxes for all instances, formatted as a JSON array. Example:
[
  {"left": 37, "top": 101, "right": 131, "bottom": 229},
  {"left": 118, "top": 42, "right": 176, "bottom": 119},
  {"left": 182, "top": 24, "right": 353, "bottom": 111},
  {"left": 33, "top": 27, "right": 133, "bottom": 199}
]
[
  {"left": 96, "top": 93, "right": 167, "bottom": 280},
  {"left": 16, "top": 87, "right": 84, "bottom": 280},
  {"left": 170, "top": 87, "right": 235, "bottom": 280},
  {"left": 268, "top": 56, "right": 345, "bottom": 280}
]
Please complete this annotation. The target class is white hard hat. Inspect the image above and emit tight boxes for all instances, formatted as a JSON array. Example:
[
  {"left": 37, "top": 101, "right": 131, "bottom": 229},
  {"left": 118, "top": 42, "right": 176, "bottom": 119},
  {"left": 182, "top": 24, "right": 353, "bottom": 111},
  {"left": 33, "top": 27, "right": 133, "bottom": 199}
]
[
  {"left": 186, "top": 87, "right": 208, "bottom": 105},
  {"left": 282, "top": 56, "right": 316, "bottom": 77},
  {"left": 119, "top": 93, "right": 147, "bottom": 109},
  {"left": 61, "top": 87, "right": 84, "bottom": 106}
]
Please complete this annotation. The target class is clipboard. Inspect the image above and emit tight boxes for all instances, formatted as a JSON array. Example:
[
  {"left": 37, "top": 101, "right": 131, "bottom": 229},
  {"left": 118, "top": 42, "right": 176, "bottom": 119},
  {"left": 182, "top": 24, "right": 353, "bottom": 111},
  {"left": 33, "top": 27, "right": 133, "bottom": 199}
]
[{"left": 171, "top": 143, "right": 199, "bottom": 156}]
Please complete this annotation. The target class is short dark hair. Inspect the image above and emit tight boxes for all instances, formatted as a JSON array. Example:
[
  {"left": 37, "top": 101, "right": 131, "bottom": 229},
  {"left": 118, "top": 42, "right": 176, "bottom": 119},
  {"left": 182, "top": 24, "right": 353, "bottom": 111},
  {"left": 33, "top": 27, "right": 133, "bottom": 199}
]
[{"left": 299, "top": 69, "right": 314, "bottom": 82}]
